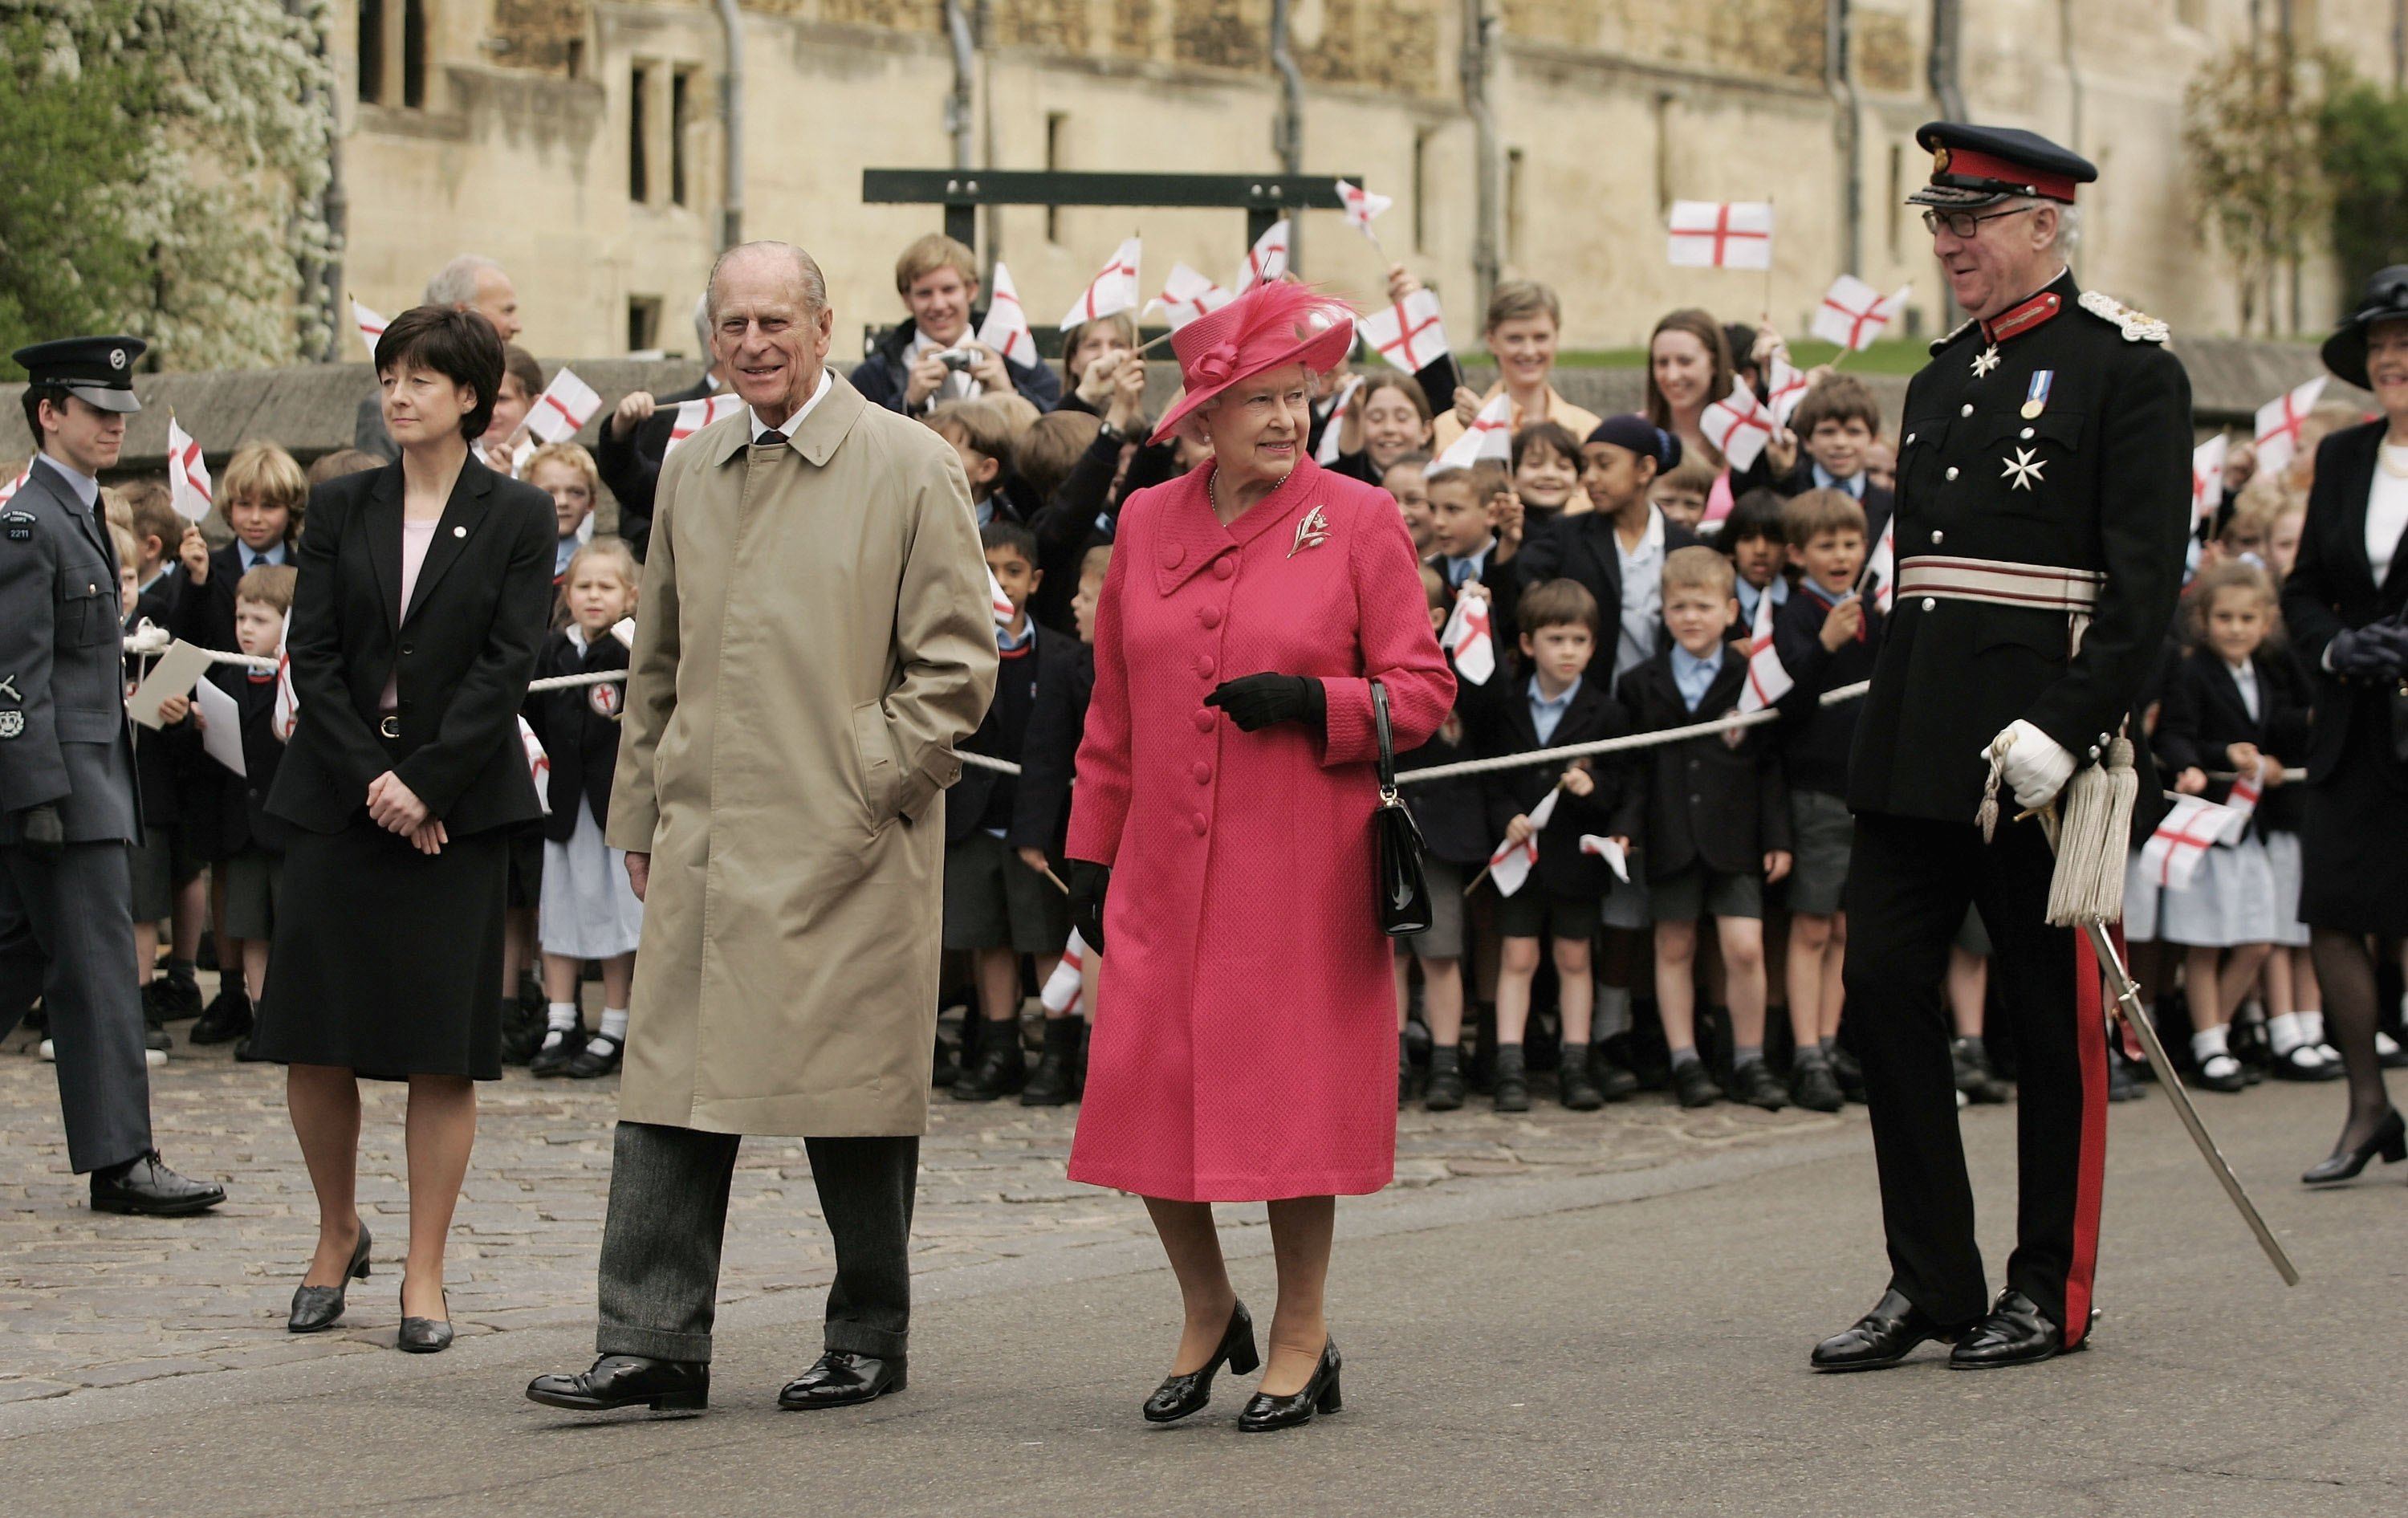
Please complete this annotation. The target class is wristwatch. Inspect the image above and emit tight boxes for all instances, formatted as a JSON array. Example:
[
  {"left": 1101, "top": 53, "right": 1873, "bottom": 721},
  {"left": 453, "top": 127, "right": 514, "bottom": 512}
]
[{"left": 1096, "top": 419, "right": 1127, "bottom": 446}]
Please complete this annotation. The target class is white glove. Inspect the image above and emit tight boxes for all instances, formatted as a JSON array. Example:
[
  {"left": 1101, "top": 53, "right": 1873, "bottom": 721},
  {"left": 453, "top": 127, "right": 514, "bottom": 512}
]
[{"left": 1982, "top": 719, "right": 2076, "bottom": 811}]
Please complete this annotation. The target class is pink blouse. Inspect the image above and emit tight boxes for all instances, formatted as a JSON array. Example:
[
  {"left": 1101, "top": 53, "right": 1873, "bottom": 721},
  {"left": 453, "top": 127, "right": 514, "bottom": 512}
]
[{"left": 379, "top": 517, "right": 441, "bottom": 713}]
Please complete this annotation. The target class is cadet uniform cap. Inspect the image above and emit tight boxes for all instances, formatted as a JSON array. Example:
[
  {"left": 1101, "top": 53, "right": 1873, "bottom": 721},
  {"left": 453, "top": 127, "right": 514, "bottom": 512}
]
[{"left": 10, "top": 336, "right": 146, "bottom": 414}]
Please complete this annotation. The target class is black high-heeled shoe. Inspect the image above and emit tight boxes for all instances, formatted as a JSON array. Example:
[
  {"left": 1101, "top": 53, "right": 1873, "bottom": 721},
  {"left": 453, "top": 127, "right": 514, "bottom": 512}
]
[
  {"left": 1236, "top": 1338, "right": 1342, "bottom": 1433},
  {"left": 397, "top": 1284, "right": 453, "bottom": 1353},
  {"left": 2302, "top": 1108, "right": 2407, "bottom": 1185},
  {"left": 1141, "top": 1300, "right": 1259, "bottom": 1423},
  {"left": 287, "top": 1219, "right": 372, "bottom": 1333}
]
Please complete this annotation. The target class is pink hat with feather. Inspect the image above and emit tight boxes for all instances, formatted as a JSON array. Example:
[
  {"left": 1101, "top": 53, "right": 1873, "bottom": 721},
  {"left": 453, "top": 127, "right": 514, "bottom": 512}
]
[{"left": 1150, "top": 282, "right": 1358, "bottom": 445}]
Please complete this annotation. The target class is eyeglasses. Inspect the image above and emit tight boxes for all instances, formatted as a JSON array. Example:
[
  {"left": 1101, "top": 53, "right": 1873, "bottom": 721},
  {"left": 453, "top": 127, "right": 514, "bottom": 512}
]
[{"left": 1921, "top": 206, "right": 2040, "bottom": 239}]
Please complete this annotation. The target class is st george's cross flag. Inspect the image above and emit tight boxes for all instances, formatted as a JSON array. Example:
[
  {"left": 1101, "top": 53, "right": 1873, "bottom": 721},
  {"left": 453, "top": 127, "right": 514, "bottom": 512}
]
[
  {"left": 1735, "top": 584, "right": 1793, "bottom": 714},
  {"left": 2218, "top": 762, "right": 2264, "bottom": 837},
  {"left": 2191, "top": 433, "right": 2231, "bottom": 527},
  {"left": 1701, "top": 383, "right": 1777, "bottom": 472},
  {"left": 519, "top": 717, "right": 553, "bottom": 818},
  {"left": 1860, "top": 515, "right": 1897, "bottom": 614},
  {"left": 524, "top": 366, "right": 602, "bottom": 445},
  {"left": 1040, "top": 930, "right": 1088, "bottom": 1016},
  {"left": 1439, "top": 589, "right": 1497, "bottom": 686},
  {"left": 271, "top": 610, "right": 300, "bottom": 740},
  {"left": 0, "top": 465, "right": 28, "bottom": 507},
  {"left": 1431, "top": 391, "right": 1514, "bottom": 476},
  {"left": 1810, "top": 275, "right": 1912, "bottom": 351},
  {"left": 975, "top": 262, "right": 1038, "bottom": 367},
  {"left": 1359, "top": 288, "right": 1449, "bottom": 376},
  {"left": 1060, "top": 238, "right": 1144, "bottom": 329},
  {"left": 990, "top": 566, "right": 1016, "bottom": 628},
  {"left": 2253, "top": 376, "right": 2327, "bottom": 478},
  {"left": 1336, "top": 180, "right": 1393, "bottom": 244},
  {"left": 352, "top": 299, "right": 388, "bottom": 361},
  {"left": 1487, "top": 787, "right": 1560, "bottom": 897},
  {"left": 1667, "top": 201, "right": 1774, "bottom": 271},
  {"left": 166, "top": 413, "right": 213, "bottom": 523},
  {"left": 661, "top": 393, "right": 747, "bottom": 462},
  {"left": 1238, "top": 219, "right": 1291, "bottom": 291},
  {"left": 1316, "top": 374, "right": 1365, "bottom": 466},
  {"left": 1578, "top": 835, "right": 1632, "bottom": 883},
  {"left": 1148, "top": 264, "right": 1235, "bottom": 331},
  {"left": 1763, "top": 352, "right": 1812, "bottom": 427},
  {"left": 2142, "top": 792, "right": 2246, "bottom": 891}
]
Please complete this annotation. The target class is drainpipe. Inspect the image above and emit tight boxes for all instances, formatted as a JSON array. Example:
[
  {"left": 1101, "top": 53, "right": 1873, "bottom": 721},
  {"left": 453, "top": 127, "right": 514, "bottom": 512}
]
[
  {"left": 1828, "top": 0, "right": 1861, "bottom": 279},
  {"left": 2056, "top": 0, "right": 2083, "bottom": 154},
  {"left": 715, "top": 0, "right": 744, "bottom": 249},
  {"left": 293, "top": 0, "right": 343, "bottom": 360},
  {"left": 944, "top": 0, "right": 976, "bottom": 173},
  {"left": 1271, "top": 0, "right": 1306, "bottom": 269},
  {"left": 1462, "top": 0, "right": 1501, "bottom": 311},
  {"left": 1928, "top": 0, "right": 1966, "bottom": 124}
]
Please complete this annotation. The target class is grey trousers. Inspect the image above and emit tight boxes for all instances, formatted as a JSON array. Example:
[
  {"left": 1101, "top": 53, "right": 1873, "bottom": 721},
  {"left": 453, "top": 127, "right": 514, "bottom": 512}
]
[
  {"left": 0, "top": 842, "right": 153, "bottom": 1173},
  {"left": 596, "top": 1121, "right": 918, "bottom": 1364}
]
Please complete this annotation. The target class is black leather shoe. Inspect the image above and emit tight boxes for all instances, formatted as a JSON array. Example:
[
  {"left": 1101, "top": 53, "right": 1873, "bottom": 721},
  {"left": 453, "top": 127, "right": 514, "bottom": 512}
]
[
  {"left": 397, "top": 1285, "right": 453, "bottom": 1353},
  {"left": 1789, "top": 1052, "right": 1845, "bottom": 1113},
  {"left": 1236, "top": 1338, "right": 1342, "bottom": 1432},
  {"left": 1558, "top": 1046, "right": 1605, "bottom": 1111},
  {"left": 1949, "top": 1289, "right": 2073, "bottom": 1369},
  {"left": 1671, "top": 1060, "right": 1722, "bottom": 1109},
  {"left": 1594, "top": 1051, "right": 1640, "bottom": 1102},
  {"left": 1491, "top": 1048, "right": 1530, "bottom": 1113},
  {"left": 2268, "top": 1044, "right": 2345, "bottom": 1082},
  {"left": 143, "top": 973, "right": 202, "bottom": 1024},
  {"left": 90, "top": 1151, "right": 226, "bottom": 1215},
  {"left": 566, "top": 1032, "right": 624, "bottom": 1079},
  {"left": 1020, "top": 1019, "right": 1084, "bottom": 1106},
  {"left": 1730, "top": 1060, "right": 1788, "bottom": 1111},
  {"left": 1143, "top": 1300, "right": 1259, "bottom": 1422},
  {"left": 1810, "top": 1288, "right": 1961, "bottom": 1372},
  {"left": 527, "top": 1354, "right": 710, "bottom": 1413},
  {"left": 2302, "top": 1108, "right": 2407, "bottom": 1185},
  {"left": 287, "top": 1219, "right": 372, "bottom": 1333},
  {"left": 2107, "top": 1048, "right": 2146, "bottom": 1102},
  {"left": 950, "top": 1039, "right": 1027, "bottom": 1102},
  {"left": 1952, "top": 1037, "right": 2012, "bottom": 1103},
  {"left": 1828, "top": 1044, "right": 1867, "bottom": 1102},
  {"left": 779, "top": 1350, "right": 905, "bottom": 1409},
  {"left": 1422, "top": 1052, "right": 1466, "bottom": 1112},
  {"left": 498, "top": 998, "right": 543, "bottom": 1066},
  {"left": 528, "top": 1023, "right": 584, "bottom": 1077},
  {"left": 189, "top": 986, "right": 253, "bottom": 1045}
]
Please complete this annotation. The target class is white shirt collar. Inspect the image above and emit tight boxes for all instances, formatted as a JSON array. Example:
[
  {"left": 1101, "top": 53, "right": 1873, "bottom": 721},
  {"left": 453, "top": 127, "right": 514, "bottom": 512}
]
[
  {"left": 1617, "top": 503, "right": 1666, "bottom": 561},
  {"left": 564, "top": 621, "right": 591, "bottom": 653},
  {"left": 753, "top": 368, "right": 834, "bottom": 442}
]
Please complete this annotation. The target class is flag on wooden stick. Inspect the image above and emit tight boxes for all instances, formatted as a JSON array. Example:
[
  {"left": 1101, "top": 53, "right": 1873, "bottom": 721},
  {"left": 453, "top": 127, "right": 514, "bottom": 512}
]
[
  {"left": 1701, "top": 383, "right": 1777, "bottom": 471},
  {"left": 524, "top": 366, "right": 602, "bottom": 444},
  {"left": 661, "top": 393, "right": 746, "bottom": 462},
  {"left": 1146, "top": 264, "right": 1235, "bottom": 330},
  {"left": 1358, "top": 289, "right": 1449, "bottom": 376},
  {"left": 2252, "top": 376, "right": 2326, "bottom": 477},
  {"left": 1336, "top": 180, "right": 1392, "bottom": 246},
  {"left": 2190, "top": 433, "right": 2230, "bottom": 527},
  {"left": 1735, "top": 584, "right": 1792, "bottom": 714},
  {"left": 1810, "top": 275, "right": 1911, "bottom": 350},
  {"left": 166, "top": 413, "right": 213, "bottom": 523}
]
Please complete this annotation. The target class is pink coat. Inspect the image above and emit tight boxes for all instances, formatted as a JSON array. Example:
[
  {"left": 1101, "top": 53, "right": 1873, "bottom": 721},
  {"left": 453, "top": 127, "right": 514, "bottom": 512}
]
[{"left": 1065, "top": 458, "right": 1454, "bottom": 1202}]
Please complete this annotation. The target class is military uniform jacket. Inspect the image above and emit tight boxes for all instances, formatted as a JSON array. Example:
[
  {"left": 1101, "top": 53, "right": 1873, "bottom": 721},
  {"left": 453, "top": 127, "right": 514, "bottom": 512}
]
[
  {"left": 1846, "top": 271, "right": 2191, "bottom": 824},
  {"left": 0, "top": 458, "right": 140, "bottom": 844}
]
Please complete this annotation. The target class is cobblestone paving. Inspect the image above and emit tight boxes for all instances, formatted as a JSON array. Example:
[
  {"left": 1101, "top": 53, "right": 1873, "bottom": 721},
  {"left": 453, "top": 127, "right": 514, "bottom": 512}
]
[{"left": 1, "top": 993, "right": 1849, "bottom": 1404}]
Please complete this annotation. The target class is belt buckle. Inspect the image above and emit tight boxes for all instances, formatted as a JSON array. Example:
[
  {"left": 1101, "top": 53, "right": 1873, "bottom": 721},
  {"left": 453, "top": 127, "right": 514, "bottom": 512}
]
[{"left": 378, "top": 715, "right": 401, "bottom": 739}]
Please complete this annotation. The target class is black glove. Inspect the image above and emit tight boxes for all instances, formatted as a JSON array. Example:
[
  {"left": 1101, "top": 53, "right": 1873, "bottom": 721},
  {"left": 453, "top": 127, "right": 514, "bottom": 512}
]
[
  {"left": 1204, "top": 673, "right": 1327, "bottom": 733},
  {"left": 17, "top": 804, "right": 63, "bottom": 857},
  {"left": 2327, "top": 622, "right": 2408, "bottom": 679},
  {"left": 1067, "top": 861, "right": 1109, "bottom": 953}
]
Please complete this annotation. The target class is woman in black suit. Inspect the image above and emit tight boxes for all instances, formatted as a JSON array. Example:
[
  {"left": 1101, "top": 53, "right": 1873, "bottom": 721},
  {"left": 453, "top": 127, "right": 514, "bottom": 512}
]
[
  {"left": 2278, "top": 267, "right": 2408, "bottom": 1186},
  {"left": 250, "top": 307, "right": 555, "bottom": 1348}
]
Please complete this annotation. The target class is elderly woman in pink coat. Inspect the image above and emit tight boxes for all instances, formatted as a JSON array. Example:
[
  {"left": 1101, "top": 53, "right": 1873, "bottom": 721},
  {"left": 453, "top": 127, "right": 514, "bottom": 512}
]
[{"left": 1063, "top": 283, "right": 1454, "bottom": 1433}]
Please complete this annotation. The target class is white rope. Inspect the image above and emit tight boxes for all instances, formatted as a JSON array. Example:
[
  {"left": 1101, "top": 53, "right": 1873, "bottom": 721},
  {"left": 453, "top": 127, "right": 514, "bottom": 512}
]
[{"left": 140, "top": 641, "right": 629, "bottom": 694}]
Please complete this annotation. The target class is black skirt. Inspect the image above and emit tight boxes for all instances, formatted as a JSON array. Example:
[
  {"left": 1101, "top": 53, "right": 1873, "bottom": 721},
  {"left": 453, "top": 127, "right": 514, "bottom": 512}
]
[
  {"left": 2298, "top": 688, "right": 2408, "bottom": 936},
  {"left": 251, "top": 815, "right": 510, "bottom": 1080}
]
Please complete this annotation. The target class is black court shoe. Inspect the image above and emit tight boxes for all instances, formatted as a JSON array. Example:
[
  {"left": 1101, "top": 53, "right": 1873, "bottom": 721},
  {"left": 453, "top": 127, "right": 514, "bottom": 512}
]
[
  {"left": 287, "top": 1219, "right": 372, "bottom": 1333},
  {"left": 1236, "top": 1338, "right": 1342, "bottom": 1433},
  {"left": 1810, "top": 1288, "right": 1961, "bottom": 1372},
  {"left": 1142, "top": 1300, "right": 1260, "bottom": 1423},
  {"left": 2302, "top": 1108, "right": 2407, "bottom": 1186},
  {"left": 528, "top": 1355, "right": 710, "bottom": 1413},
  {"left": 397, "top": 1284, "right": 453, "bottom": 1353}
]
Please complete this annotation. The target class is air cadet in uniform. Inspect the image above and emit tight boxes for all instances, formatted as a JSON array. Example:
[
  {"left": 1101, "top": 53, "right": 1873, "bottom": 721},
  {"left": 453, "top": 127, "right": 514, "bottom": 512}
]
[
  {"left": 2, "top": 336, "right": 226, "bottom": 1215},
  {"left": 1811, "top": 128, "right": 2188, "bottom": 1371}
]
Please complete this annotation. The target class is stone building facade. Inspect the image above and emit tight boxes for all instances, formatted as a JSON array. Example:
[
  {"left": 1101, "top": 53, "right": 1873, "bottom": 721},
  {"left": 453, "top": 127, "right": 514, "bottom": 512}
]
[{"left": 336, "top": 1, "right": 2395, "bottom": 362}]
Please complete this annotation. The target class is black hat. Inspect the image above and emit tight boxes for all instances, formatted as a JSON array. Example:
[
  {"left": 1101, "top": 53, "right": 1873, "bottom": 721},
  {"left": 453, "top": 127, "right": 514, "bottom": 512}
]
[
  {"left": 1907, "top": 124, "right": 2097, "bottom": 211},
  {"left": 10, "top": 335, "right": 145, "bottom": 413},
  {"left": 2320, "top": 265, "right": 2408, "bottom": 391}
]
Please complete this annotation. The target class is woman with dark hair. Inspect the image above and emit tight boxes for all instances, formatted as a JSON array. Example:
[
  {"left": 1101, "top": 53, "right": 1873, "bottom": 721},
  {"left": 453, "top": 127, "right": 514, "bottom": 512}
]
[
  {"left": 1645, "top": 309, "right": 1735, "bottom": 470},
  {"left": 1064, "top": 282, "right": 1454, "bottom": 1431},
  {"left": 250, "top": 305, "right": 557, "bottom": 1349},
  {"left": 2280, "top": 266, "right": 2408, "bottom": 1185}
]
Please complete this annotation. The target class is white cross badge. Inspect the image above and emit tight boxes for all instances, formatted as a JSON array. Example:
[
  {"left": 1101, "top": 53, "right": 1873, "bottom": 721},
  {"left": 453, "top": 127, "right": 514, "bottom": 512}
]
[{"left": 2001, "top": 446, "right": 2048, "bottom": 492}]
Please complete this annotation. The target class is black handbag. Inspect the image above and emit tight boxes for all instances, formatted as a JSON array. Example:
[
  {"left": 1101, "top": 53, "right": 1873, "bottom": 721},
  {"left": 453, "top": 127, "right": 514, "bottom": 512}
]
[{"left": 1371, "top": 680, "right": 1434, "bottom": 937}]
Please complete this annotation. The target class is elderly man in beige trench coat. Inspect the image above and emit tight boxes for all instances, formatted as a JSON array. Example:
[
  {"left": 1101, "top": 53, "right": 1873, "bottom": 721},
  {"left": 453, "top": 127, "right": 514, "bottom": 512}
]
[{"left": 527, "top": 242, "right": 997, "bottom": 1417}]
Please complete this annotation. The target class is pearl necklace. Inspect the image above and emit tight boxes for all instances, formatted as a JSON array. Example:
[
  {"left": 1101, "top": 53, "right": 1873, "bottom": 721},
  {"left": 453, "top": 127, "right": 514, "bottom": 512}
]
[{"left": 2381, "top": 439, "right": 2408, "bottom": 479}]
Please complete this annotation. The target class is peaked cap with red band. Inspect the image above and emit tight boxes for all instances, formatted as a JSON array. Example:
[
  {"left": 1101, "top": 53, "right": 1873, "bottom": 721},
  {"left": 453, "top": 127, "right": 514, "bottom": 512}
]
[
  {"left": 1151, "top": 281, "right": 1357, "bottom": 445},
  {"left": 1907, "top": 122, "right": 2097, "bottom": 211}
]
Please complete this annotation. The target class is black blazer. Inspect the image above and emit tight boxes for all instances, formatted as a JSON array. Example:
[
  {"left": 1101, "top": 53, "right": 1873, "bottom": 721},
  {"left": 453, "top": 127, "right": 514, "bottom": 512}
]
[
  {"left": 268, "top": 457, "right": 555, "bottom": 836},
  {"left": 169, "top": 541, "right": 283, "bottom": 658},
  {"left": 594, "top": 374, "right": 714, "bottom": 562},
  {"left": 2280, "top": 421, "right": 2408, "bottom": 783},
  {"left": 1771, "top": 588, "right": 1883, "bottom": 799},
  {"left": 2153, "top": 646, "right": 2312, "bottom": 835},
  {"left": 1397, "top": 682, "right": 1493, "bottom": 867},
  {"left": 1426, "top": 547, "right": 1521, "bottom": 665},
  {"left": 521, "top": 626, "right": 630, "bottom": 843},
  {"left": 950, "top": 622, "right": 1081, "bottom": 844},
  {"left": 1513, "top": 507, "right": 1702, "bottom": 669},
  {"left": 1616, "top": 649, "right": 1791, "bottom": 881},
  {"left": 203, "top": 662, "right": 296, "bottom": 856},
  {"left": 1459, "top": 669, "right": 1636, "bottom": 899},
  {"left": 1007, "top": 638, "right": 1095, "bottom": 855},
  {"left": 1773, "top": 465, "right": 1894, "bottom": 549}
]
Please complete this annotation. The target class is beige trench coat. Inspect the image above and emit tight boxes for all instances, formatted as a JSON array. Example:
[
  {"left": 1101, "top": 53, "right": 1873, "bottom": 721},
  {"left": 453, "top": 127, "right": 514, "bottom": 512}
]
[{"left": 607, "top": 371, "right": 997, "bottom": 1135}]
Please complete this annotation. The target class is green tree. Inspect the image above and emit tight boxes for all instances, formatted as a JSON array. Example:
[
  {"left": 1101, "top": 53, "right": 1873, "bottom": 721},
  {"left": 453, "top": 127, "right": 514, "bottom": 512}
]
[
  {"left": 0, "top": 1, "right": 332, "bottom": 379},
  {"left": 2319, "top": 78, "right": 2408, "bottom": 318},
  {"left": 2182, "top": 32, "right": 2337, "bottom": 336}
]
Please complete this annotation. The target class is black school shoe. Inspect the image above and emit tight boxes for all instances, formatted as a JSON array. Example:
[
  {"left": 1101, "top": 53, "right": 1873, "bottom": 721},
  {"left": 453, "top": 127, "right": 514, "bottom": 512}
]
[
  {"left": 529, "top": 1023, "right": 584, "bottom": 1077},
  {"left": 1729, "top": 1059, "right": 1787, "bottom": 1111},
  {"left": 189, "top": 985, "right": 253, "bottom": 1044},
  {"left": 498, "top": 998, "right": 543, "bottom": 1066},
  {"left": 1789, "top": 1051, "right": 1845, "bottom": 1112},
  {"left": 567, "top": 1033, "right": 624, "bottom": 1079},
  {"left": 1670, "top": 1060, "right": 1722, "bottom": 1109},
  {"left": 143, "top": 973, "right": 202, "bottom": 1024}
]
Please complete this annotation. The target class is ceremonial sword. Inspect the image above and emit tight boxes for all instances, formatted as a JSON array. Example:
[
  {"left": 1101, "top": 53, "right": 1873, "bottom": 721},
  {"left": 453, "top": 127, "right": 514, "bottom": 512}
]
[{"left": 2030, "top": 804, "right": 2301, "bottom": 1287}]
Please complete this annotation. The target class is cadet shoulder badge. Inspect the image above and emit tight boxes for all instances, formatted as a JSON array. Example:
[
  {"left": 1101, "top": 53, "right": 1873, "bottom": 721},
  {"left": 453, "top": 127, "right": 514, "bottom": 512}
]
[
  {"left": 4, "top": 511, "right": 34, "bottom": 543},
  {"left": 2076, "top": 291, "right": 2170, "bottom": 344}
]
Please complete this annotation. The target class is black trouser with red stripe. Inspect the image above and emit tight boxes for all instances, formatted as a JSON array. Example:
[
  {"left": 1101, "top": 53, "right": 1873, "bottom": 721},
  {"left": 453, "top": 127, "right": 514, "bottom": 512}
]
[{"left": 1842, "top": 812, "right": 2109, "bottom": 1343}]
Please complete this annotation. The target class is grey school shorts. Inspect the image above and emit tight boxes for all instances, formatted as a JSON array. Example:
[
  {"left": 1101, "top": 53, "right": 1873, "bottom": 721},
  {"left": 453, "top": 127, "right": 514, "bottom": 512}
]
[
  {"left": 1649, "top": 863, "right": 1763, "bottom": 923},
  {"left": 1495, "top": 886, "right": 1603, "bottom": 942},
  {"left": 221, "top": 848, "right": 283, "bottom": 942},
  {"left": 1784, "top": 790, "right": 1855, "bottom": 917},
  {"left": 942, "top": 831, "right": 1071, "bottom": 954},
  {"left": 1396, "top": 855, "right": 1470, "bottom": 959},
  {"left": 127, "top": 824, "right": 202, "bottom": 922}
]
